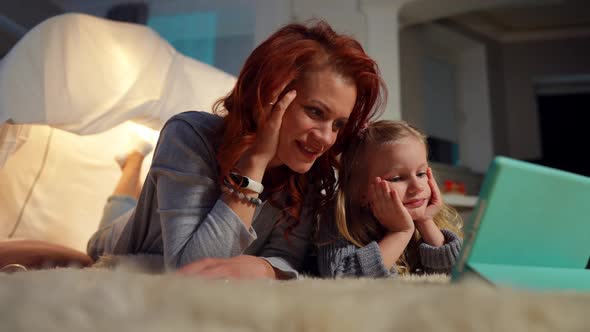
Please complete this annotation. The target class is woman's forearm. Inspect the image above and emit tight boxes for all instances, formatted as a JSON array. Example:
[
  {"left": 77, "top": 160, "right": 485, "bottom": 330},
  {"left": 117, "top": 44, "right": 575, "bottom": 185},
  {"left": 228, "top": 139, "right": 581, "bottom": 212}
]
[{"left": 222, "top": 154, "right": 268, "bottom": 229}]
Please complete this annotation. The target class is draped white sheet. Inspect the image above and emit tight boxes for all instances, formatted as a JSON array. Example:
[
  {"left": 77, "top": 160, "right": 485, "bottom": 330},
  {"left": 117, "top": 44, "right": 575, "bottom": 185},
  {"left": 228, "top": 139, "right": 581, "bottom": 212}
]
[
  {"left": 0, "top": 12, "right": 235, "bottom": 136},
  {"left": 0, "top": 13, "right": 236, "bottom": 251}
]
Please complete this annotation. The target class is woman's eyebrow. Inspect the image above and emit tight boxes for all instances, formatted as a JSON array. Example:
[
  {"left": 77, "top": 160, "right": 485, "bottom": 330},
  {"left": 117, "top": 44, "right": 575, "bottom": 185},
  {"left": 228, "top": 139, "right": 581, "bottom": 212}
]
[
  {"left": 310, "top": 99, "right": 349, "bottom": 121},
  {"left": 309, "top": 99, "right": 331, "bottom": 112}
]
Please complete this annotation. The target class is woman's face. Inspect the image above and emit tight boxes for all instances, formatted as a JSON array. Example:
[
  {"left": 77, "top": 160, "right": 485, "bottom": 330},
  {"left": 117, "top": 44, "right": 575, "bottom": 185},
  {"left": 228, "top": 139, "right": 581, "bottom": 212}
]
[{"left": 270, "top": 69, "right": 357, "bottom": 174}]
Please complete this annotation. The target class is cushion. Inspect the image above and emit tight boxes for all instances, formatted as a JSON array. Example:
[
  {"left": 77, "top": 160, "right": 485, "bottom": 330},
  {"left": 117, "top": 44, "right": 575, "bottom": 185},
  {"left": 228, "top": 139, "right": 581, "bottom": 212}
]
[{"left": 0, "top": 239, "right": 93, "bottom": 271}]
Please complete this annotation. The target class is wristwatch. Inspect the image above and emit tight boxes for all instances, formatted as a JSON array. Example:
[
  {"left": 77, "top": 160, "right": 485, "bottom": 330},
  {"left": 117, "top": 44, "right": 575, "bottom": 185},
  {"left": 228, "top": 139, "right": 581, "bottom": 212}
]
[{"left": 228, "top": 172, "right": 264, "bottom": 194}]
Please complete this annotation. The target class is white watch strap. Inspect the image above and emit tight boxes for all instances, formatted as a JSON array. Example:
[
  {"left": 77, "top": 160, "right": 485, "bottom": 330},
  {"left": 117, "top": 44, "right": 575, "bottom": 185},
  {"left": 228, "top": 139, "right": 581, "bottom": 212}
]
[
  {"left": 229, "top": 172, "right": 264, "bottom": 194},
  {"left": 245, "top": 177, "right": 264, "bottom": 194}
]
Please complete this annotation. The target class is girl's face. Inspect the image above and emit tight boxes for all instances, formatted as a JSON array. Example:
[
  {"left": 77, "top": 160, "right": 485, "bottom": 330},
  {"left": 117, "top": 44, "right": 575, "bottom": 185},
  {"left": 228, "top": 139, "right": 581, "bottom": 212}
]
[
  {"left": 365, "top": 137, "right": 431, "bottom": 220},
  {"left": 270, "top": 69, "right": 356, "bottom": 174}
]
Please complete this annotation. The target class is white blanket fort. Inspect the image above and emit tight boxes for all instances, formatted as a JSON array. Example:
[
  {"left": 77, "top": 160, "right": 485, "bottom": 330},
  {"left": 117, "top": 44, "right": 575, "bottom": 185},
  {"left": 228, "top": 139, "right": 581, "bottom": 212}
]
[{"left": 0, "top": 13, "right": 235, "bottom": 251}]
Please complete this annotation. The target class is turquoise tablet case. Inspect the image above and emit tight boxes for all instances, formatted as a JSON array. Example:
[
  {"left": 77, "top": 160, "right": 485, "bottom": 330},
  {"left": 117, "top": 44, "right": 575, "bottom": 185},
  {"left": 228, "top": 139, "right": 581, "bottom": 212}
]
[{"left": 452, "top": 156, "right": 590, "bottom": 291}]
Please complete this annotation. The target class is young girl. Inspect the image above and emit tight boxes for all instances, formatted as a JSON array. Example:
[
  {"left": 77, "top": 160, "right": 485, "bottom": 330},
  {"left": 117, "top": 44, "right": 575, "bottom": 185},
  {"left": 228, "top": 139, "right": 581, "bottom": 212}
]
[{"left": 317, "top": 120, "right": 463, "bottom": 278}]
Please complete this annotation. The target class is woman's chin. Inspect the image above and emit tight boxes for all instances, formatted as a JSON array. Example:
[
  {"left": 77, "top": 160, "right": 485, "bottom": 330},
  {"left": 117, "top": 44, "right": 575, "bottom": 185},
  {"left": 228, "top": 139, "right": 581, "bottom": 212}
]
[{"left": 286, "top": 160, "right": 314, "bottom": 174}]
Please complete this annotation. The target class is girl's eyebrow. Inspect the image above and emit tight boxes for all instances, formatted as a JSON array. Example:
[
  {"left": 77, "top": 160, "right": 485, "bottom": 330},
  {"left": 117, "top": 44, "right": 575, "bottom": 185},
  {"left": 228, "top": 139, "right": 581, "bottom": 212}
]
[{"left": 388, "top": 163, "right": 428, "bottom": 170}]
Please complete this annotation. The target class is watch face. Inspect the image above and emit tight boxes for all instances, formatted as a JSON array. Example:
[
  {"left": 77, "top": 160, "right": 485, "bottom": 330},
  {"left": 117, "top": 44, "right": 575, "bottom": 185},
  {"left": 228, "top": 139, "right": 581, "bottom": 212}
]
[{"left": 229, "top": 172, "right": 247, "bottom": 188}]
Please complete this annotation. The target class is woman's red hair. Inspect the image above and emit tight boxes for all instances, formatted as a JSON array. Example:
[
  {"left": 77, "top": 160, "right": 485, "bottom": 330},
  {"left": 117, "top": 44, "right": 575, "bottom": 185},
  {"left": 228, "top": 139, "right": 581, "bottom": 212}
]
[{"left": 214, "top": 20, "right": 386, "bottom": 236}]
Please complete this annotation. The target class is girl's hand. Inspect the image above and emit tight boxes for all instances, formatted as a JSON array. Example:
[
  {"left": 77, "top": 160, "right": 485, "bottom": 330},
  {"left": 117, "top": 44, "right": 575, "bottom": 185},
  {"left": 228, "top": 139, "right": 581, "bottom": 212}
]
[
  {"left": 248, "top": 89, "right": 297, "bottom": 166},
  {"left": 368, "top": 177, "right": 415, "bottom": 233},
  {"left": 414, "top": 168, "right": 442, "bottom": 225}
]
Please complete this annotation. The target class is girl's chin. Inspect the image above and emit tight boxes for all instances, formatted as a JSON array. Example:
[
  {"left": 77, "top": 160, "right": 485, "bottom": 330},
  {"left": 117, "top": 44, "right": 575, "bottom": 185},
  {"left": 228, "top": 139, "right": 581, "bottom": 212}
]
[{"left": 406, "top": 209, "right": 425, "bottom": 221}]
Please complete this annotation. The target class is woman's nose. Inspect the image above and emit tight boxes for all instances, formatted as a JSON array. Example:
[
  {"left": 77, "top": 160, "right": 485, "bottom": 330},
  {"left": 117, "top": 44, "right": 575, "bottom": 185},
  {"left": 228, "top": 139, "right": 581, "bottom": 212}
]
[{"left": 312, "top": 123, "right": 337, "bottom": 147}]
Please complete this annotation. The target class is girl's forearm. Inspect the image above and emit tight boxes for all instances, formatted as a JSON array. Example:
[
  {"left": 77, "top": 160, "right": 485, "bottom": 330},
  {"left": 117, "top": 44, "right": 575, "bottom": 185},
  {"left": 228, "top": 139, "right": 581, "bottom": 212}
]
[
  {"left": 378, "top": 230, "right": 414, "bottom": 269},
  {"left": 415, "top": 220, "right": 444, "bottom": 247}
]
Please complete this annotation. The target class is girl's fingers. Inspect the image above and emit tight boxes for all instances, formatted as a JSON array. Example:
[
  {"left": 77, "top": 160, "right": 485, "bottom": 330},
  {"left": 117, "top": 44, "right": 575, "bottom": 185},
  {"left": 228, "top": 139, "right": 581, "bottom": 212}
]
[
  {"left": 376, "top": 178, "right": 390, "bottom": 202},
  {"left": 370, "top": 180, "right": 386, "bottom": 216},
  {"left": 367, "top": 183, "right": 377, "bottom": 205},
  {"left": 389, "top": 189, "right": 405, "bottom": 211},
  {"left": 427, "top": 168, "right": 442, "bottom": 205}
]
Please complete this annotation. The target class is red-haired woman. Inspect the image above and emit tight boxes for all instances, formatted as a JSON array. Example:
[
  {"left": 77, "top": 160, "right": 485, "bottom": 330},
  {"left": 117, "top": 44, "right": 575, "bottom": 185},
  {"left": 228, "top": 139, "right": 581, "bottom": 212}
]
[{"left": 87, "top": 20, "right": 386, "bottom": 279}]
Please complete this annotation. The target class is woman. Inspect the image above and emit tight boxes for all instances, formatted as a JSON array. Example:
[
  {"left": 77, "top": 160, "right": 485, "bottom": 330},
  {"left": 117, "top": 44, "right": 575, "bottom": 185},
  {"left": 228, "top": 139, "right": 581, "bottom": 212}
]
[{"left": 87, "top": 20, "right": 386, "bottom": 279}]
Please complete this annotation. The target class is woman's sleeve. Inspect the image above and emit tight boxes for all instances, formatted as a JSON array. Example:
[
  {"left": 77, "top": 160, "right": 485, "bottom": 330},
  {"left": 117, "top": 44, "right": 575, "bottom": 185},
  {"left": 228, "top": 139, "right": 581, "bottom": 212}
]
[
  {"left": 257, "top": 211, "right": 313, "bottom": 279},
  {"left": 418, "top": 229, "right": 462, "bottom": 274},
  {"left": 317, "top": 221, "right": 394, "bottom": 278},
  {"left": 150, "top": 117, "right": 257, "bottom": 269}
]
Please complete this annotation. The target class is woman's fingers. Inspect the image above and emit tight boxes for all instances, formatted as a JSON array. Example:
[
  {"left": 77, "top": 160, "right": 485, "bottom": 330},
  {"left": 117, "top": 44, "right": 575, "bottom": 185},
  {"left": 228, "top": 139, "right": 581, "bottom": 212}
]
[
  {"left": 268, "top": 90, "right": 296, "bottom": 124},
  {"left": 193, "top": 266, "right": 231, "bottom": 280},
  {"left": 178, "top": 257, "right": 219, "bottom": 275},
  {"left": 267, "top": 83, "right": 289, "bottom": 109},
  {"left": 251, "top": 89, "right": 297, "bottom": 163}
]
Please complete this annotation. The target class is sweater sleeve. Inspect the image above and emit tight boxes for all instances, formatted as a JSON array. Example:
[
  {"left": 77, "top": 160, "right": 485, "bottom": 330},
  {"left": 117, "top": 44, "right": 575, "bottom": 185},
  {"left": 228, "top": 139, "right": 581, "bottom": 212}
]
[
  {"left": 418, "top": 229, "right": 462, "bottom": 274},
  {"left": 151, "top": 116, "right": 257, "bottom": 269},
  {"left": 256, "top": 208, "right": 311, "bottom": 279},
  {"left": 317, "top": 221, "right": 394, "bottom": 278}
]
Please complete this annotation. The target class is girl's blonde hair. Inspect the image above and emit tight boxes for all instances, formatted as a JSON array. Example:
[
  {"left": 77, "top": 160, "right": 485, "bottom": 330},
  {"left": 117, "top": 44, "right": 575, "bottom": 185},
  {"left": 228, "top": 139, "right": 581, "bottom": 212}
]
[{"left": 332, "top": 120, "right": 463, "bottom": 274}]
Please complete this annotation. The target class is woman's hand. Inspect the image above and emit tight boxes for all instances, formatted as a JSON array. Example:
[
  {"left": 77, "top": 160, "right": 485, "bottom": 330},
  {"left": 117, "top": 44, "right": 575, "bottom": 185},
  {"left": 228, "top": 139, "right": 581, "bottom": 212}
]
[
  {"left": 414, "top": 168, "right": 442, "bottom": 225},
  {"left": 177, "top": 255, "right": 280, "bottom": 280},
  {"left": 368, "top": 177, "right": 415, "bottom": 233},
  {"left": 240, "top": 89, "right": 297, "bottom": 169}
]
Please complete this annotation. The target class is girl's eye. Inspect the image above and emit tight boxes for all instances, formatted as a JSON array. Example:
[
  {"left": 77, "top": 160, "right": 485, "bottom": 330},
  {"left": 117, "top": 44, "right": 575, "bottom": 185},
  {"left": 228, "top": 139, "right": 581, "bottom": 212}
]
[
  {"left": 417, "top": 172, "right": 427, "bottom": 178},
  {"left": 387, "top": 176, "right": 402, "bottom": 183}
]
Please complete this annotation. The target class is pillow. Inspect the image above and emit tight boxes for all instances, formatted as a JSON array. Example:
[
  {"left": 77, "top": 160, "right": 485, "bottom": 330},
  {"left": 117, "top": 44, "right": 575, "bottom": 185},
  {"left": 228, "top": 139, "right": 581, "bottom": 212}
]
[
  {"left": 0, "top": 121, "right": 157, "bottom": 252},
  {"left": 0, "top": 239, "right": 94, "bottom": 271}
]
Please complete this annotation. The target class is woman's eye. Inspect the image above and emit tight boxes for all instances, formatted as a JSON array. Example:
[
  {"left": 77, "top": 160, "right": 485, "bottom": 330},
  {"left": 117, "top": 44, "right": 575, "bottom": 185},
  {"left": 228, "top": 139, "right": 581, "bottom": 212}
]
[
  {"left": 332, "top": 120, "right": 346, "bottom": 132},
  {"left": 306, "top": 107, "right": 323, "bottom": 118}
]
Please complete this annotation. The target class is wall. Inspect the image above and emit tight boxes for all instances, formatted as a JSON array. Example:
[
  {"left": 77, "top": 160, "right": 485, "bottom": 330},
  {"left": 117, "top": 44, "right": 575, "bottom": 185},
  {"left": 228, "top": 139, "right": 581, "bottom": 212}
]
[
  {"left": 0, "top": 0, "right": 63, "bottom": 56},
  {"left": 400, "top": 23, "right": 494, "bottom": 173},
  {"left": 499, "top": 36, "right": 590, "bottom": 160}
]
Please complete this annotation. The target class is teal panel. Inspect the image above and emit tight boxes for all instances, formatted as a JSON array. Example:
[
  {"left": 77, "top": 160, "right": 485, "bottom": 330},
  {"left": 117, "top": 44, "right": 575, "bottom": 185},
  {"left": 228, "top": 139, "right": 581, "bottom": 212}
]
[
  {"left": 470, "top": 262, "right": 590, "bottom": 292},
  {"left": 148, "top": 12, "right": 216, "bottom": 65},
  {"left": 453, "top": 156, "right": 590, "bottom": 286}
]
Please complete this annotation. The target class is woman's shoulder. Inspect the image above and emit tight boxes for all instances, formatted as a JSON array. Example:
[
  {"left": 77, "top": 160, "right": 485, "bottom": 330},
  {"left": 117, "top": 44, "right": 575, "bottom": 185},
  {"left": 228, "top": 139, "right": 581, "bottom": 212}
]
[
  {"left": 166, "top": 111, "right": 224, "bottom": 136},
  {"left": 157, "top": 111, "right": 224, "bottom": 158}
]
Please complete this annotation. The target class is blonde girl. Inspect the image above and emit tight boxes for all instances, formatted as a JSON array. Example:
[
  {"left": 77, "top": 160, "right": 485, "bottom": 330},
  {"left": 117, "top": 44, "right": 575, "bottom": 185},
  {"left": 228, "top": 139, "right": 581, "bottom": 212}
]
[{"left": 318, "top": 120, "right": 463, "bottom": 278}]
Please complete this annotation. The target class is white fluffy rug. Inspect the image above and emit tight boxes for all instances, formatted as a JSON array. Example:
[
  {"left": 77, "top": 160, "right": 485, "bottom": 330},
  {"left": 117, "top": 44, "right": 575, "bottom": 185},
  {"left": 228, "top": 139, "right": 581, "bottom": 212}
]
[{"left": 1, "top": 268, "right": 589, "bottom": 332}]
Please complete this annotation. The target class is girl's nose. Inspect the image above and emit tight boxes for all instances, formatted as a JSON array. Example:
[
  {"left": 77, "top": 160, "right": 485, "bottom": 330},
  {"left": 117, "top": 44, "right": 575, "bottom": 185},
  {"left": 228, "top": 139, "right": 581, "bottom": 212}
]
[{"left": 407, "top": 176, "right": 424, "bottom": 195}]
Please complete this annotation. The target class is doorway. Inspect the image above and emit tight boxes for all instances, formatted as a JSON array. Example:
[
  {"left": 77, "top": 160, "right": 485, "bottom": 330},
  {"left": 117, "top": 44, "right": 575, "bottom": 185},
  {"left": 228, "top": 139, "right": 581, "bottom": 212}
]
[{"left": 535, "top": 92, "right": 590, "bottom": 177}]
